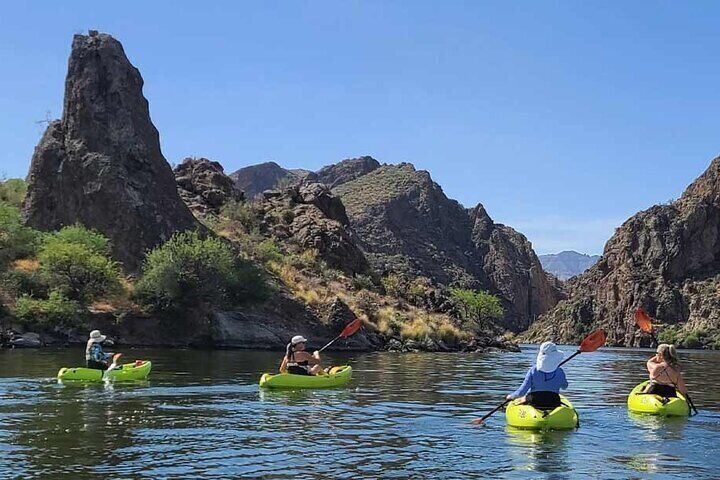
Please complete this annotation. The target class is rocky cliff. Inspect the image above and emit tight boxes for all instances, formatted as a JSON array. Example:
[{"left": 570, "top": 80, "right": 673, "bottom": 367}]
[
  {"left": 539, "top": 251, "right": 600, "bottom": 280},
  {"left": 22, "top": 31, "right": 199, "bottom": 270},
  {"left": 315, "top": 156, "right": 381, "bottom": 188},
  {"left": 526, "top": 156, "right": 720, "bottom": 347},
  {"left": 174, "top": 157, "right": 244, "bottom": 215},
  {"left": 334, "top": 163, "right": 562, "bottom": 330},
  {"left": 231, "top": 162, "right": 315, "bottom": 200},
  {"left": 256, "top": 183, "right": 369, "bottom": 275}
]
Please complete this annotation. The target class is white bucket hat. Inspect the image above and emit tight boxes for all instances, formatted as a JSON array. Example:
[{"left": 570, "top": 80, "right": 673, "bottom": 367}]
[
  {"left": 88, "top": 330, "right": 106, "bottom": 343},
  {"left": 536, "top": 341, "right": 564, "bottom": 373},
  {"left": 291, "top": 335, "right": 308, "bottom": 345}
]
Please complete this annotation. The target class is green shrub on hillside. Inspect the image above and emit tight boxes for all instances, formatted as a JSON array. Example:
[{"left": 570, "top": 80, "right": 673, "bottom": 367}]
[
  {"left": 0, "top": 178, "right": 27, "bottom": 208},
  {"left": 0, "top": 202, "right": 40, "bottom": 267},
  {"left": 38, "top": 232, "right": 121, "bottom": 303},
  {"left": 44, "top": 224, "right": 111, "bottom": 256},
  {"left": 2, "top": 267, "right": 47, "bottom": 298},
  {"left": 449, "top": 288, "right": 504, "bottom": 330},
  {"left": 14, "top": 290, "right": 81, "bottom": 327},
  {"left": 658, "top": 324, "right": 720, "bottom": 349},
  {"left": 256, "top": 239, "right": 283, "bottom": 264},
  {"left": 134, "top": 231, "right": 268, "bottom": 312},
  {"left": 220, "top": 201, "right": 261, "bottom": 233}
]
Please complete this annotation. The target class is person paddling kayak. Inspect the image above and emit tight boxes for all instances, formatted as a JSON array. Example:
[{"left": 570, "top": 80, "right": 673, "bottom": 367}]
[
  {"left": 85, "top": 330, "right": 115, "bottom": 370},
  {"left": 280, "top": 335, "right": 323, "bottom": 375},
  {"left": 506, "top": 342, "right": 568, "bottom": 409},
  {"left": 644, "top": 343, "right": 687, "bottom": 397}
]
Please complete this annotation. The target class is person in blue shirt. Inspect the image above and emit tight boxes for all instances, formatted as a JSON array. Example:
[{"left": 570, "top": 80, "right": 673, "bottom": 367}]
[
  {"left": 506, "top": 341, "right": 568, "bottom": 409},
  {"left": 85, "top": 330, "right": 114, "bottom": 370}
]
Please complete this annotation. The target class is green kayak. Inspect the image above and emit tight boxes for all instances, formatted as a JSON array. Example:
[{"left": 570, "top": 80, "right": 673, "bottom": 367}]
[
  {"left": 57, "top": 360, "right": 152, "bottom": 382},
  {"left": 259, "top": 365, "right": 352, "bottom": 389},
  {"left": 627, "top": 380, "right": 689, "bottom": 416},
  {"left": 505, "top": 395, "right": 579, "bottom": 431}
]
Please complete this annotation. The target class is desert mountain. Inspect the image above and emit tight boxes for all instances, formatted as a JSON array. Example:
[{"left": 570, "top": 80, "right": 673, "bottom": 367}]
[
  {"left": 315, "top": 156, "right": 381, "bottom": 188},
  {"left": 233, "top": 158, "right": 563, "bottom": 331},
  {"left": 539, "top": 251, "right": 600, "bottom": 280},
  {"left": 526, "top": 156, "right": 720, "bottom": 347},
  {"left": 334, "top": 163, "right": 563, "bottom": 331},
  {"left": 22, "top": 31, "right": 199, "bottom": 270},
  {"left": 230, "top": 162, "right": 316, "bottom": 200}
]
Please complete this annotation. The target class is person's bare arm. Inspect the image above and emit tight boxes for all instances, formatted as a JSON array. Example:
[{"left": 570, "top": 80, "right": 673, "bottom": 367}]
[
  {"left": 647, "top": 355, "right": 661, "bottom": 375},
  {"left": 279, "top": 356, "right": 288, "bottom": 373},
  {"left": 297, "top": 351, "right": 321, "bottom": 365},
  {"left": 675, "top": 374, "right": 688, "bottom": 395}
]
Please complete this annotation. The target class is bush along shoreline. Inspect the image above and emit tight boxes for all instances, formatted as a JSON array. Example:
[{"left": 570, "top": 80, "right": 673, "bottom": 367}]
[{"left": 0, "top": 178, "right": 517, "bottom": 352}]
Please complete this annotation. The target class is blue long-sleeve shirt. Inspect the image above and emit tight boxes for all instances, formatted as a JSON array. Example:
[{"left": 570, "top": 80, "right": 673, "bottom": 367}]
[{"left": 510, "top": 366, "right": 568, "bottom": 398}]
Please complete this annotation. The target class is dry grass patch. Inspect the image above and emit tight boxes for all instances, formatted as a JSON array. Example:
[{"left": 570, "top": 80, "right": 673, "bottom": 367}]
[{"left": 11, "top": 258, "right": 40, "bottom": 272}]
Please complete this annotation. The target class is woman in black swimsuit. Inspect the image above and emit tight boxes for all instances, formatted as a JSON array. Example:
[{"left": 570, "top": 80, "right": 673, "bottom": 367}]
[{"left": 279, "top": 335, "right": 323, "bottom": 375}]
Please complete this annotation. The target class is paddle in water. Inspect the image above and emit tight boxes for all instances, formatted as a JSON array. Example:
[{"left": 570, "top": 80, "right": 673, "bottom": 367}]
[
  {"left": 102, "top": 353, "right": 123, "bottom": 380},
  {"left": 634, "top": 309, "right": 698, "bottom": 415},
  {"left": 318, "top": 318, "right": 363, "bottom": 353},
  {"left": 471, "top": 329, "right": 606, "bottom": 425}
]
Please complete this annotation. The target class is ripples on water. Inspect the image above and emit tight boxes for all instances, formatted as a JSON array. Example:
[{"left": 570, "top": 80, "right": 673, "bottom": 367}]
[{"left": 0, "top": 346, "right": 719, "bottom": 478}]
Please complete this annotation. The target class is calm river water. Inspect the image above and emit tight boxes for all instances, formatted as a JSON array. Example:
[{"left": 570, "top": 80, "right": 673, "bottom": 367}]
[{"left": 0, "top": 345, "right": 719, "bottom": 479}]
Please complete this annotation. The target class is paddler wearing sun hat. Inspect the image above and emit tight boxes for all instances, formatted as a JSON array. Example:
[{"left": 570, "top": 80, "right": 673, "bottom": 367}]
[
  {"left": 505, "top": 341, "right": 569, "bottom": 409},
  {"left": 85, "top": 330, "right": 115, "bottom": 370}
]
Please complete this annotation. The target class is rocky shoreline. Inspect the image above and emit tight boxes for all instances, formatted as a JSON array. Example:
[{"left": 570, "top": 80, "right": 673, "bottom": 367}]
[{"left": 0, "top": 308, "right": 520, "bottom": 353}]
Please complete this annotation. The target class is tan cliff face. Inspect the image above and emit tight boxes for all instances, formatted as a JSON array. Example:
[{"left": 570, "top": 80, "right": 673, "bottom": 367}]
[
  {"left": 22, "top": 32, "right": 199, "bottom": 271},
  {"left": 526, "top": 156, "right": 720, "bottom": 347}
]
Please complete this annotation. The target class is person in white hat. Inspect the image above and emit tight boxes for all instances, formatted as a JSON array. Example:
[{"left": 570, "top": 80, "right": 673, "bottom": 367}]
[
  {"left": 85, "top": 330, "right": 115, "bottom": 370},
  {"left": 279, "top": 335, "right": 323, "bottom": 375},
  {"left": 505, "top": 341, "right": 569, "bottom": 409}
]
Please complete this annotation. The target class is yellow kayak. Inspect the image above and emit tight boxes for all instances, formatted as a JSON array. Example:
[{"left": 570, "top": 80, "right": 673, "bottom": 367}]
[
  {"left": 58, "top": 360, "right": 152, "bottom": 382},
  {"left": 627, "top": 381, "right": 689, "bottom": 416},
  {"left": 259, "top": 365, "right": 352, "bottom": 389},
  {"left": 506, "top": 395, "right": 579, "bottom": 430}
]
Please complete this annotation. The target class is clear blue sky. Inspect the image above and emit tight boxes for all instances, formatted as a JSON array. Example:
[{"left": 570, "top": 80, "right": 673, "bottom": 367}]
[{"left": 1, "top": 1, "right": 719, "bottom": 255}]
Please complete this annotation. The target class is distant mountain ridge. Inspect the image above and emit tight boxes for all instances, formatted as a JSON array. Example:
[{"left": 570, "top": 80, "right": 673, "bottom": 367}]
[{"left": 539, "top": 251, "right": 600, "bottom": 280}]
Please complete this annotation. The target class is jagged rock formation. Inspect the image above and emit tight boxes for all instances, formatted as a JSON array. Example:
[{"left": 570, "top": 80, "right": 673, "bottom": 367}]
[
  {"left": 257, "top": 183, "right": 369, "bottom": 275},
  {"left": 526, "top": 156, "right": 720, "bottom": 347},
  {"left": 539, "top": 251, "right": 600, "bottom": 280},
  {"left": 22, "top": 31, "right": 198, "bottom": 270},
  {"left": 315, "top": 156, "right": 381, "bottom": 188},
  {"left": 231, "top": 162, "right": 316, "bottom": 200},
  {"left": 174, "top": 158, "right": 244, "bottom": 215},
  {"left": 334, "top": 163, "right": 562, "bottom": 330}
]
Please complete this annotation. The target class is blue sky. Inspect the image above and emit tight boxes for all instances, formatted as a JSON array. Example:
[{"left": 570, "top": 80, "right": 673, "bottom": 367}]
[{"left": 1, "top": 1, "right": 719, "bottom": 255}]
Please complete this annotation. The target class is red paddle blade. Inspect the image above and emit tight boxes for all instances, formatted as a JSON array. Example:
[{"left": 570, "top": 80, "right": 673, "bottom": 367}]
[
  {"left": 578, "top": 329, "right": 606, "bottom": 352},
  {"left": 634, "top": 308, "right": 654, "bottom": 333},
  {"left": 340, "top": 318, "right": 362, "bottom": 338}
]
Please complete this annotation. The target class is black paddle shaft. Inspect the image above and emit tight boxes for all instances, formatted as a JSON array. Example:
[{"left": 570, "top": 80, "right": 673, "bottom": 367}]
[{"left": 558, "top": 350, "right": 581, "bottom": 367}]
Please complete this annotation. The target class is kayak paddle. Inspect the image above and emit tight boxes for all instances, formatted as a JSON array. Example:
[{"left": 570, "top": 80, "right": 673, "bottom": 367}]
[
  {"left": 103, "top": 353, "right": 123, "bottom": 380},
  {"left": 471, "top": 329, "right": 606, "bottom": 425},
  {"left": 635, "top": 309, "right": 659, "bottom": 346},
  {"left": 558, "top": 328, "right": 607, "bottom": 367},
  {"left": 634, "top": 309, "right": 698, "bottom": 416},
  {"left": 318, "top": 318, "right": 363, "bottom": 353}
]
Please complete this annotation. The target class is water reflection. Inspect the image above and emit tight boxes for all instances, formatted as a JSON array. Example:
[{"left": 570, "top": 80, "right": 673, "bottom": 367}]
[
  {"left": 0, "top": 346, "right": 718, "bottom": 478},
  {"left": 506, "top": 427, "right": 572, "bottom": 474}
]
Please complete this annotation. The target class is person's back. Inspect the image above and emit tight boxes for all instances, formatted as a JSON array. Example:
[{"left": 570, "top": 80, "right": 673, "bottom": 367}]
[
  {"left": 646, "top": 343, "right": 687, "bottom": 397},
  {"left": 507, "top": 342, "right": 569, "bottom": 409}
]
